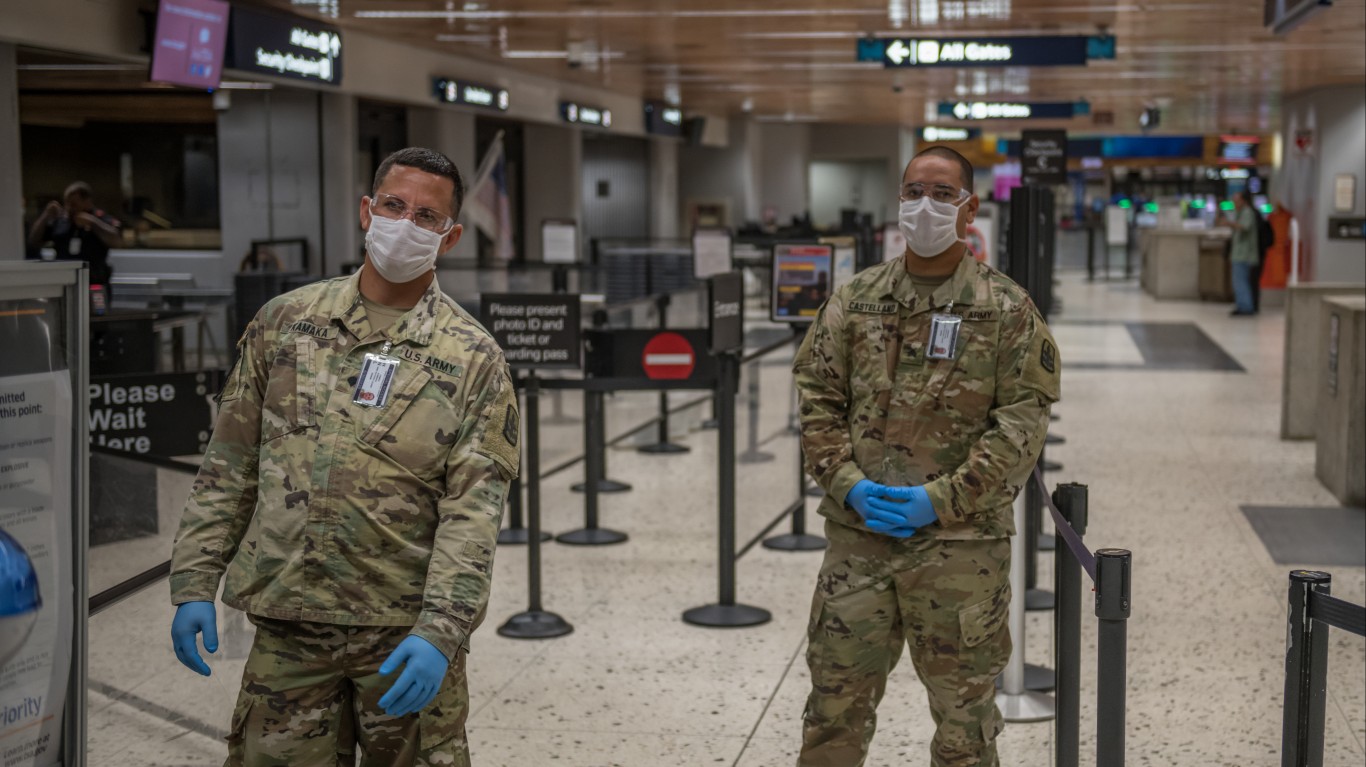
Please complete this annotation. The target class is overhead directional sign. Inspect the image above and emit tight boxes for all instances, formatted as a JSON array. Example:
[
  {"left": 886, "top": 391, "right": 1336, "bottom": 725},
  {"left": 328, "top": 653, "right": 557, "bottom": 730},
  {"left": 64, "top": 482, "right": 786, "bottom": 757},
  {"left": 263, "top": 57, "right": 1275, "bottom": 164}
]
[
  {"left": 939, "top": 101, "right": 1089, "bottom": 121},
  {"left": 433, "top": 78, "right": 510, "bottom": 111},
  {"left": 561, "top": 101, "right": 612, "bottom": 128},
  {"left": 861, "top": 35, "right": 1104, "bottom": 68},
  {"left": 919, "top": 126, "right": 981, "bottom": 142}
]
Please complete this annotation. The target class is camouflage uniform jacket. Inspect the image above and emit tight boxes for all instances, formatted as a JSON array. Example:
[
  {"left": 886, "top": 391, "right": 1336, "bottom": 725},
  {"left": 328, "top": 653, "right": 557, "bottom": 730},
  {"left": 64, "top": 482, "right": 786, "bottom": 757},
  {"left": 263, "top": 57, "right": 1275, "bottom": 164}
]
[
  {"left": 794, "top": 255, "right": 1060, "bottom": 540},
  {"left": 170, "top": 271, "right": 520, "bottom": 660}
]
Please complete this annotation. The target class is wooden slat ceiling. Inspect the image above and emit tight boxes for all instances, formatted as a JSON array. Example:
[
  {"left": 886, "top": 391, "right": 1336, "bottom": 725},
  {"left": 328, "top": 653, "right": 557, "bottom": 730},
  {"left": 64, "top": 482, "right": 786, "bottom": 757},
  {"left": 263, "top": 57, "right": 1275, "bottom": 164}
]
[{"left": 23, "top": 1, "right": 1366, "bottom": 133}]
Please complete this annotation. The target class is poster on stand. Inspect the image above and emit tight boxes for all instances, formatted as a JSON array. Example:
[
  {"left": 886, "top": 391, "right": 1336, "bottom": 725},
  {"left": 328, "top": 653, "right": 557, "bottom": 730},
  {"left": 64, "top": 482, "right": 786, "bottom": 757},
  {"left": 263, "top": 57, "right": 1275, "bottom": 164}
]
[{"left": 0, "top": 370, "right": 73, "bottom": 767}]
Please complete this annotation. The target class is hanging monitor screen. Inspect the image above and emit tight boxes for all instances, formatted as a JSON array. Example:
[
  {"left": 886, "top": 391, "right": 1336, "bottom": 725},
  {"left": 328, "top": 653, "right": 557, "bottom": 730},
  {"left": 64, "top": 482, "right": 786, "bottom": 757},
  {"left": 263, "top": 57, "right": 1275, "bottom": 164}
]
[
  {"left": 1218, "top": 135, "right": 1261, "bottom": 166},
  {"left": 771, "top": 243, "right": 834, "bottom": 323},
  {"left": 227, "top": 6, "right": 343, "bottom": 85},
  {"left": 149, "top": 0, "right": 229, "bottom": 90},
  {"left": 644, "top": 100, "right": 684, "bottom": 137}
]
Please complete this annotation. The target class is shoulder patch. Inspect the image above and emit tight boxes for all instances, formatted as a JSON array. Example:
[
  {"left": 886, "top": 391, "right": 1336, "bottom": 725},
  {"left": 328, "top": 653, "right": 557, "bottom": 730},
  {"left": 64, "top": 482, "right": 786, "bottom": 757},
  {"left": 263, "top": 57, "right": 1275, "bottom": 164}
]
[
  {"left": 1040, "top": 339, "right": 1057, "bottom": 374},
  {"left": 283, "top": 320, "right": 336, "bottom": 339},
  {"left": 848, "top": 301, "right": 897, "bottom": 315},
  {"left": 502, "top": 404, "right": 519, "bottom": 447}
]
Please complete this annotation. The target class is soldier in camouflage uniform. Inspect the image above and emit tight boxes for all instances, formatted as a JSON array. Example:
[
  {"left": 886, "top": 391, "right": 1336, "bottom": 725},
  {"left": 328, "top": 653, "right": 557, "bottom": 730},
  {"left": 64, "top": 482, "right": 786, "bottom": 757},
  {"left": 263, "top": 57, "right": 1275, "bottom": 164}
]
[
  {"left": 794, "top": 147, "right": 1060, "bottom": 767},
  {"left": 169, "top": 148, "right": 519, "bottom": 766}
]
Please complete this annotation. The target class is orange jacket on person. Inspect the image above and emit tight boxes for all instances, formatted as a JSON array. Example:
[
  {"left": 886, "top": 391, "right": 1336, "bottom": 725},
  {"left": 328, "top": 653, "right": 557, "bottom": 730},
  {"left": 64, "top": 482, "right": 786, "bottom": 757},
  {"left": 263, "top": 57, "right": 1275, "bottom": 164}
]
[{"left": 1263, "top": 204, "right": 1294, "bottom": 288}]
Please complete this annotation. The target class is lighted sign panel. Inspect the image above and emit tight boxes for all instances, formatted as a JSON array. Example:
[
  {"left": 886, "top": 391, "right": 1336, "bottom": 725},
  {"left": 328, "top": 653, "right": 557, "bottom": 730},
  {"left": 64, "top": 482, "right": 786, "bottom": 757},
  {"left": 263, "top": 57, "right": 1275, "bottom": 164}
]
[
  {"left": 1218, "top": 135, "right": 1261, "bottom": 166},
  {"left": 433, "top": 78, "right": 510, "bottom": 111},
  {"left": 561, "top": 101, "right": 612, "bottom": 128},
  {"left": 227, "top": 6, "right": 342, "bottom": 85},
  {"left": 938, "top": 101, "right": 1086, "bottom": 121},
  {"left": 644, "top": 101, "right": 684, "bottom": 137},
  {"left": 866, "top": 35, "right": 1091, "bottom": 68},
  {"left": 919, "top": 126, "right": 980, "bottom": 142},
  {"left": 149, "top": 0, "right": 229, "bottom": 90}
]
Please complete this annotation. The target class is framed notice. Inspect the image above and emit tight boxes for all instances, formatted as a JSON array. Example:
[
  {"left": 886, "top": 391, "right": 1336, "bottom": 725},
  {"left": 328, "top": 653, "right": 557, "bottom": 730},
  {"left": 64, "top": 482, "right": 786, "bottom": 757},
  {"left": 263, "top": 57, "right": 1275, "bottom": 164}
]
[
  {"left": 1334, "top": 174, "right": 1356, "bottom": 213},
  {"left": 541, "top": 219, "right": 578, "bottom": 265},
  {"left": 820, "top": 236, "right": 857, "bottom": 288},
  {"left": 882, "top": 223, "right": 906, "bottom": 263},
  {"left": 771, "top": 243, "right": 834, "bottom": 323},
  {"left": 692, "top": 228, "right": 733, "bottom": 279}
]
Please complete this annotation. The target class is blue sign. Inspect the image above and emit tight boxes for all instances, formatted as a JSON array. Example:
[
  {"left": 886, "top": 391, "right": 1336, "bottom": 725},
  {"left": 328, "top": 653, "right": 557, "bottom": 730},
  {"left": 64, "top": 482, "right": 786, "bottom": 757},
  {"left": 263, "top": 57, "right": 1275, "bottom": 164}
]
[
  {"left": 938, "top": 101, "right": 1089, "bottom": 120},
  {"left": 996, "top": 136, "right": 1205, "bottom": 159}
]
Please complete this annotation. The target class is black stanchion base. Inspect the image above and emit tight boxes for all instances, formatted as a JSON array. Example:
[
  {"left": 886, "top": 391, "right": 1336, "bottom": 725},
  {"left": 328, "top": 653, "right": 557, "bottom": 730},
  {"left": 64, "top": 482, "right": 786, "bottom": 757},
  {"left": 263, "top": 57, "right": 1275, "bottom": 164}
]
[
  {"left": 497, "top": 528, "right": 553, "bottom": 545},
  {"left": 1045, "top": 433, "right": 1066, "bottom": 445},
  {"left": 556, "top": 527, "right": 629, "bottom": 546},
  {"left": 701, "top": 418, "right": 719, "bottom": 430},
  {"left": 571, "top": 479, "right": 633, "bottom": 493},
  {"left": 638, "top": 442, "right": 691, "bottom": 455},
  {"left": 497, "top": 610, "right": 574, "bottom": 639},
  {"left": 1025, "top": 588, "right": 1055, "bottom": 612},
  {"left": 738, "top": 450, "right": 776, "bottom": 464},
  {"left": 682, "top": 603, "right": 772, "bottom": 628},
  {"left": 995, "top": 664, "right": 1056, "bottom": 693},
  {"left": 763, "top": 533, "right": 827, "bottom": 551},
  {"left": 1042, "top": 460, "right": 1064, "bottom": 473}
]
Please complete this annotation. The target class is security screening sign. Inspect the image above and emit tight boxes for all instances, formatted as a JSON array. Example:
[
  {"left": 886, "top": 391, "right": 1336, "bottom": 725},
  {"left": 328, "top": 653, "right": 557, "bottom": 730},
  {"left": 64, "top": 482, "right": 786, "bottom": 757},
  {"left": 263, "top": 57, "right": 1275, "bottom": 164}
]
[
  {"left": 481, "top": 294, "right": 582, "bottom": 370},
  {"left": 88, "top": 371, "right": 224, "bottom": 456},
  {"left": 1021, "top": 130, "right": 1069, "bottom": 185},
  {"left": 861, "top": 35, "right": 1110, "bottom": 68}
]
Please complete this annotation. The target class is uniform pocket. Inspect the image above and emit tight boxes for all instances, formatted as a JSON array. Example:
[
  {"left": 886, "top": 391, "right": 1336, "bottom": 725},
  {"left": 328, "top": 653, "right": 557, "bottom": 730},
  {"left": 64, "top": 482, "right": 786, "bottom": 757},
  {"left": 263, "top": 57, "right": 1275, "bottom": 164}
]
[
  {"left": 225, "top": 696, "right": 253, "bottom": 750},
  {"left": 959, "top": 583, "right": 1010, "bottom": 648},
  {"left": 417, "top": 653, "right": 470, "bottom": 754},
  {"left": 981, "top": 704, "right": 1005, "bottom": 743}
]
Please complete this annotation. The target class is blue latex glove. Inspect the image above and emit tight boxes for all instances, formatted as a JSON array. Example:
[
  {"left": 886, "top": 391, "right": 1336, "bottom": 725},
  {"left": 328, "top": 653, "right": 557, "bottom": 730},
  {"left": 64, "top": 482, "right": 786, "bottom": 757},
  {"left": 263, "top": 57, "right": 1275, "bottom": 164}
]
[
  {"left": 170, "top": 601, "right": 218, "bottom": 677},
  {"left": 378, "top": 635, "right": 449, "bottom": 718},
  {"left": 869, "top": 486, "right": 940, "bottom": 532},
  {"left": 846, "top": 479, "right": 916, "bottom": 537}
]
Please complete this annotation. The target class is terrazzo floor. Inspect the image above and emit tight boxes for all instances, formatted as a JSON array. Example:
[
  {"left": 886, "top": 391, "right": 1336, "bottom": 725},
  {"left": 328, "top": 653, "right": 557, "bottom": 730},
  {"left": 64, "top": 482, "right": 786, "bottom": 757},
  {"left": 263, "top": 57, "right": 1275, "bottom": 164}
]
[{"left": 85, "top": 269, "right": 1366, "bottom": 766}]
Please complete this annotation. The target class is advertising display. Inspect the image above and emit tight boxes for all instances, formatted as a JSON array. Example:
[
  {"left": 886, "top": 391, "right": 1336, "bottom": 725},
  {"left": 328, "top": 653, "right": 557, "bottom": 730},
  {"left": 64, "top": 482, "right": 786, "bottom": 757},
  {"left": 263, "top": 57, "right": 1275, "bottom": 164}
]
[
  {"left": 541, "top": 220, "right": 578, "bottom": 264},
  {"left": 482, "top": 294, "right": 582, "bottom": 370},
  {"left": 227, "top": 6, "right": 343, "bottom": 85},
  {"left": 149, "top": 0, "right": 229, "bottom": 90},
  {"left": 1218, "top": 135, "right": 1261, "bottom": 166},
  {"left": 771, "top": 244, "right": 834, "bottom": 323},
  {"left": 692, "top": 228, "right": 732, "bottom": 279},
  {"left": 88, "top": 371, "right": 223, "bottom": 456}
]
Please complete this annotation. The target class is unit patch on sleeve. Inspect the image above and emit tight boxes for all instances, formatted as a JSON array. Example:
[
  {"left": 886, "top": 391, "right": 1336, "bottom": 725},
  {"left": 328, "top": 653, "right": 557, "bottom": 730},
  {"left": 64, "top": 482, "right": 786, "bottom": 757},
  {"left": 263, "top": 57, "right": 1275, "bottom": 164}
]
[
  {"left": 503, "top": 404, "right": 519, "bottom": 447},
  {"left": 1040, "top": 339, "right": 1057, "bottom": 374}
]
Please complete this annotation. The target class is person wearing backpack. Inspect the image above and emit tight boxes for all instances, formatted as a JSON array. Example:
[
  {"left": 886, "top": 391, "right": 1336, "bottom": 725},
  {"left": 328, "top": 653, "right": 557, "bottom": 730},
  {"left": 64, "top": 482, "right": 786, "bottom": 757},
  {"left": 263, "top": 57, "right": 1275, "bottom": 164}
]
[{"left": 1222, "top": 191, "right": 1260, "bottom": 316}]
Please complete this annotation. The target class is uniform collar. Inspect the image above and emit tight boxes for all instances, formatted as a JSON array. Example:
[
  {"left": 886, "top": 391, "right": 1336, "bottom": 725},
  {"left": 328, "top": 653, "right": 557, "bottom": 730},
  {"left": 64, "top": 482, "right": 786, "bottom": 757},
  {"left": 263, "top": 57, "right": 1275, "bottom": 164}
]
[
  {"left": 328, "top": 267, "right": 442, "bottom": 347},
  {"left": 887, "top": 253, "right": 979, "bottom": 315}
]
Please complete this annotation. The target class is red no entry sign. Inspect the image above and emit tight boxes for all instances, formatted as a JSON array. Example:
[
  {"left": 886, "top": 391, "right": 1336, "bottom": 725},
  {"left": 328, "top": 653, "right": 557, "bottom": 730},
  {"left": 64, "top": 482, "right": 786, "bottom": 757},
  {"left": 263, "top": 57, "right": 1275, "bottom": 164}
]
[{"left": 641, "top": 332, "right": 696, "bottom": 380}]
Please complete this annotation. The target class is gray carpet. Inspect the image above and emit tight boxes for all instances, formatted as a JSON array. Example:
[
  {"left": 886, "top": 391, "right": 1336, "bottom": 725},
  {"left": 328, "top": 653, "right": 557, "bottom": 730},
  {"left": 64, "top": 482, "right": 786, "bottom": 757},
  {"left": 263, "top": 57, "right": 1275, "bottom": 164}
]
[{"left": 1241, "top": 505, "right": 1366, "bottom": 566}]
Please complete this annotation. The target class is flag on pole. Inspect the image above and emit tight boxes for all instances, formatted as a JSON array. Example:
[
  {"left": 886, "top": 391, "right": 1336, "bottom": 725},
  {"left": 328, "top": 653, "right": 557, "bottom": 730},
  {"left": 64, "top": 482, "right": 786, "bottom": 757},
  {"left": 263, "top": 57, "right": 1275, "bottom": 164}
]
[{"left": 465, "top": 130, "right": 515, "bottom": 261}]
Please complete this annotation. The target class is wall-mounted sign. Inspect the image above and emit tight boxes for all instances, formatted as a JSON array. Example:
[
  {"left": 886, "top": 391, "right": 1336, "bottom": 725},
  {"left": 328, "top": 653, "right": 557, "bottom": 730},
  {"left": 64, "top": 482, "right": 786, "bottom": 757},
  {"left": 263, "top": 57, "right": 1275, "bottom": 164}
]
[
  {"left": 561, "top": 101, "right": 612, "bottom": 128},
  {"left": 644, "top": 100, "right": 683, "bottom": 137},
  {"left": 870, "top": 35, "right": 1092, "bottom": 68},
  {"left": 1327, "top": 217, "right": 1366, "bottom": 240},
  {"left": 939, "top": 101, "right": 1088, "bottom": 120},
  {"left": 227, "top": 6, "right": 342, "bottom": 85},
  {"left": 433, "top": 78, "right": 509, "bottom": 111},
  {"left": 542, "top": 219, "right": 578, "bottom": 264},
  {"left": 692, "top": 228, "right": 732, "bottom": 279},
  {"left": 1020, "top": 130, "right": 1068, "bottom": 186},
  {"left": 149, "top": 0, "right": 229, "bottom": 90},
  {"left": 919, "top": 126, "right": 980, "bottom": 142}
]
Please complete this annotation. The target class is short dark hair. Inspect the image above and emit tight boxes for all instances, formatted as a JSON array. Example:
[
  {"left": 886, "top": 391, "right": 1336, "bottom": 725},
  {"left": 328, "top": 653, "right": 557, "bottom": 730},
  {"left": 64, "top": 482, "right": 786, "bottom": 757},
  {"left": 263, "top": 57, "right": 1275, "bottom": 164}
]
[
  {"left": 372, "top": 147, "right": 465, "bottom": 217},
  {"left": 911, "top": 145, "right": 975, "bottom": 193}
]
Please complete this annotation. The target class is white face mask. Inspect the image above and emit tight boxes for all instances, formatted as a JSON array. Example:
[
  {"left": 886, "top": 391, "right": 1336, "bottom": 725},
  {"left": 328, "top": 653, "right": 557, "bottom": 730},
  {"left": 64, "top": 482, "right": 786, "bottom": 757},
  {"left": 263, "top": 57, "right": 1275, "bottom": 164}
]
[
  {"left": 898, "top": 197, "right": 965, "bottom": 258},
  {"left": 365, "top": 214, "right": 444, "bottom": 283}
]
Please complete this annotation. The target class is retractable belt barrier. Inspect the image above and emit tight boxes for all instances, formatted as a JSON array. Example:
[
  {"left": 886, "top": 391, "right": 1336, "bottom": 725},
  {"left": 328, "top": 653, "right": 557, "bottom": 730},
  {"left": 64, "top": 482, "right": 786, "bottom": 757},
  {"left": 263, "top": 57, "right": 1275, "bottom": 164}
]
[{"left": 1281, "top": 571, "right": 1366, "bottom": 767}]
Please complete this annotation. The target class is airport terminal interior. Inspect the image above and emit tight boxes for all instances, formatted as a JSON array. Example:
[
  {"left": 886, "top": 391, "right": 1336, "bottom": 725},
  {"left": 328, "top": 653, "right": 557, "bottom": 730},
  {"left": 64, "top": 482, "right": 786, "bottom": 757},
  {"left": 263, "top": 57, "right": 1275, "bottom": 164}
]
[{"left": 1, "top": 1, "right": 1365, "bottom": 766}]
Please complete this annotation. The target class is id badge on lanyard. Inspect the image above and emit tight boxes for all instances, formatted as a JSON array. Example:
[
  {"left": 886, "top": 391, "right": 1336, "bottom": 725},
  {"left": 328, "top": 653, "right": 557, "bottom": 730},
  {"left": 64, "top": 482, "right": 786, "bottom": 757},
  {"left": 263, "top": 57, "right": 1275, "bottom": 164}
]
[
  {"left": 353, "top": 340, "right": 400, "bottom": 408},
  {"left": 926, "top": 302, "right": 962, "bottom": 361}
]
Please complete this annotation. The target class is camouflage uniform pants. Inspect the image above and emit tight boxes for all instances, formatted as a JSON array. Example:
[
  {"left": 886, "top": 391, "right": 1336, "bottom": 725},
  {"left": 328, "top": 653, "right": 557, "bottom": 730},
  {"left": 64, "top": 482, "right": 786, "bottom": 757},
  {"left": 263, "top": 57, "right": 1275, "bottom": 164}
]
[
  {"left": 225, "top": 616, "right": 470, "bottom": 767},
  {"left": 798, "top": 523, "right": 1011, "bottom": 767}
]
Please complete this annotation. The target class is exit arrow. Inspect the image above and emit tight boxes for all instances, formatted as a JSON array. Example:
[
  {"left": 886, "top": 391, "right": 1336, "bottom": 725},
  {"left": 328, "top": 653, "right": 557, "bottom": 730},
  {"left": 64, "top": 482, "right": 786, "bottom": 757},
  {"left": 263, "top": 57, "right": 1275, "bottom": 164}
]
[{"left": 886, "top": 40, "right": 910, "bottom": 65}]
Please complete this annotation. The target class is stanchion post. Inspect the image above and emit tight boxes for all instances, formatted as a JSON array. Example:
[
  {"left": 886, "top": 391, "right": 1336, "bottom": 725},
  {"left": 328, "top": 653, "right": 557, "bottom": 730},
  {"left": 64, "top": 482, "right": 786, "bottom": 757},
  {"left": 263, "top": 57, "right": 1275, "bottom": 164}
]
[
  {"left": 1086, "top": 223, "right": 1096, "bottom": 282},
  {"left": 1281, "top": 570, "right": 1331, "bottom": 767},
  {"left": 1095, "top": 548, "right": 1132, "bottom": 767},
  {"left": 640, "top": 293, "right": 689, "bottom": 454},
  {"left": 1052, "top": 483, "right": 1088, "bottom": 767},
  {"left": 571, "top": 389, "right": 632, "bottom": 494},
  {"left": 762, "top": 440, "right": 826, "bottom": 551},
  {"left": 499, "top": 375, "right": 573, "bottom": 638},
  {"left": 738, "top": 359, "right": 774, "bottom": 463},
  {"left": 1025, "top": 467, "right": 1054, "bottom": 612},
  {"left": 995, "top": 494, "right": 1055, "bottom": 722},
  {"left": 683, "top": 351, "right": 771, "bottom": 627},
  {"left": 558, "top": 387, "right": 629, "bottom": 545}
]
